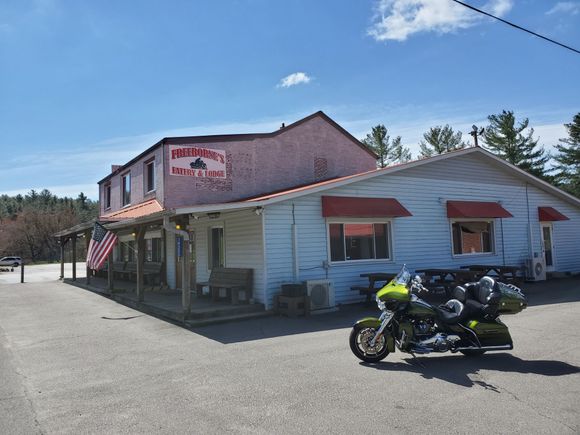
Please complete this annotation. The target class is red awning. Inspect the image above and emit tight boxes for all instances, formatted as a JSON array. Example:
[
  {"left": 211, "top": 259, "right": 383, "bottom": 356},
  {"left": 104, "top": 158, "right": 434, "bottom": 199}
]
[
  {"left": 538, "top": 206, "right": 569, "bottom": 221},
  {"left": 446, "top": 200, "right": 513, "bottom": 218},
  {"left": 321, "top": 196, "right": 412, "bottom": 218}
]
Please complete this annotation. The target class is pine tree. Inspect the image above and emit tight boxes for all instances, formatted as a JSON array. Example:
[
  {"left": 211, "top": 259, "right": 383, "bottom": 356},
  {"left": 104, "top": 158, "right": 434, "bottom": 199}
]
[
  {"left": 362, "top": 124, "right": 412, "bottom": 167},
  {"left": 391, "top": 136, "right": 412, "bottom": 163},
  {"left": 419, "top": 125, "right": 466, "bottom": 158},
  {"left": 554, "top": 113, "right": 580, "bottom": 197},
  {"left": 483, "top": 110, "right": 549, "bottom": 178}
]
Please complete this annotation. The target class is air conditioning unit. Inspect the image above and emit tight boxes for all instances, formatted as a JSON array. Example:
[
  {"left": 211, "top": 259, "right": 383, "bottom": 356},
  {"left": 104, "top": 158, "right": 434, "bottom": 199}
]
[
  {"left": 306, "top": 280, "right": 336, "bottom": 313},
  {"left": 526, "top": 257, "right": 546, "bottom": 281}
]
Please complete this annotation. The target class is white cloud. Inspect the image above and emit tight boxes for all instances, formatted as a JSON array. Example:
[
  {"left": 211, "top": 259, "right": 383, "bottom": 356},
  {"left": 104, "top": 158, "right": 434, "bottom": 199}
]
[
  {"left": 368, "top": 0, "right": 514, "bottom": 42},
  {"left": 277, "top": 72, "right": 311, "bottom": 88},
  {"left": 546, "top": 2, "right": 580, "bottom": 15}
]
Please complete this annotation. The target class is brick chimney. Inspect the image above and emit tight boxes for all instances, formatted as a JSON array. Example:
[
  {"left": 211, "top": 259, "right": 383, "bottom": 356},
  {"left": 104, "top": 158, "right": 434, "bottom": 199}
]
[{"left": 111, "top": 165, "right": 122, "bottom": 173}]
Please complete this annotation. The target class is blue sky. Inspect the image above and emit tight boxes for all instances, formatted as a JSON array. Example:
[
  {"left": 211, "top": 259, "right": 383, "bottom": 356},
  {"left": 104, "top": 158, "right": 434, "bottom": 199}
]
[{"left": 1, "top": 0, "right": 579, "bottom": 199}]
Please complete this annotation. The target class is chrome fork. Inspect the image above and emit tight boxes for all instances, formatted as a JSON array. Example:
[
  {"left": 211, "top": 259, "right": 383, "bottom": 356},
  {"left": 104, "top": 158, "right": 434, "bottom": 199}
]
[{"left": 369, "top": 311, "right": 394, "bottom": 347}]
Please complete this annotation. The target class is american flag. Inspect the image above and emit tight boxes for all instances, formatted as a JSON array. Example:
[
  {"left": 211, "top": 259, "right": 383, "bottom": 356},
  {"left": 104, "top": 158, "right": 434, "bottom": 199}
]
[{"left": 86, "top": 222, "right": 118, "bottom": 270}]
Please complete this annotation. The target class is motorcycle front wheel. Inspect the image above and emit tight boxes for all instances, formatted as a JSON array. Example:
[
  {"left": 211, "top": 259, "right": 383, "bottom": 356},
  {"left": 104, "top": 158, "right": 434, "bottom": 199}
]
[{"left": 349, "top": 325, "right": 390, "bottom": 363}]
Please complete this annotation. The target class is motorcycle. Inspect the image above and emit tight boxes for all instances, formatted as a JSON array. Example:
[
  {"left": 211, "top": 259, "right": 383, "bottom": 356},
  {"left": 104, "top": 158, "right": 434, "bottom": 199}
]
[{"left": 349, "top": 265, "right": 527, "bottom": 363}]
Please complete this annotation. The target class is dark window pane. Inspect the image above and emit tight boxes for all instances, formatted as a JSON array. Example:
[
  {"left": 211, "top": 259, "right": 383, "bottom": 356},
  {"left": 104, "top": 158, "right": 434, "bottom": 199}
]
[
  {"left": 374, "top": 224, "right": 389, "bottom": 259},
  {"left": 210, "top": 228, "right": 224, "bottom": 268},
  {"left": 122, "top": 174, "right": 131, "bottom": 205},
  {"left": 105, "top": 185, "right": 111, "bottom": 209},
  {"left": 345, "top": 224, "right": 374, "bottom": 260},
  {"left": 146, "top": 162, "right": 155, "bottom": 192},
  {"left": 452, "top": 223, "right": 462, "bottom": 255},
  {"left": 329, "top": 224, "right": 345, "bottom": 261}
]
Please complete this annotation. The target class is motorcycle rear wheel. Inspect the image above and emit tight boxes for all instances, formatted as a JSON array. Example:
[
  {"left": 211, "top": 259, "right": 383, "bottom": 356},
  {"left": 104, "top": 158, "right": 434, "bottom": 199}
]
[{"left": 349, "top": 325, "right": 390, "bottom": 363}]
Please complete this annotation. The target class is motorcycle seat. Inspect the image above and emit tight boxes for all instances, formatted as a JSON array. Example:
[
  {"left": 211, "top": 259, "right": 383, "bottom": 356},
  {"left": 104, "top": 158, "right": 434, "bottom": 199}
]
[
  {"left": 435, "top": 299, "right": 467, "bottom": 325},
  {"left": 463, "top": 280, "right": 501, "bottom": 318}
]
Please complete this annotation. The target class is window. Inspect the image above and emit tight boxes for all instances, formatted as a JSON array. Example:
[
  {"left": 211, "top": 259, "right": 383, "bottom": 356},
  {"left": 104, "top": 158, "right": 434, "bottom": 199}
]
[
  {"left": 208, "top": 226, "right": 225, "bottom": 269},
  {"left": 119, "top": 241, "right": 135, "bottom": 262},
  {"left": 145, "top": 238, "right": 163, "bottom": 262},
  {"left": 122, "top": 173, "right": 131, "bottom": 206},
  {"left": 145, "top": 160, "right": 155, "bottom": 193},
  {"left": 329, "top": 222, "right": 391, "bottom": 262},
  {"left": 451, "top": 221, "right": 494, "bottom": 255},
  {"left": 104, "top": 184, "right": 111, "bottom": 209}
]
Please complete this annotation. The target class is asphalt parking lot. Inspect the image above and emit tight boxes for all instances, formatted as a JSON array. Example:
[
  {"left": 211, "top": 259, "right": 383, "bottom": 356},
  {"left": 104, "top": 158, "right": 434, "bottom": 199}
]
[{"left": 0, "top": 265, "right": 579, "bottom": 434}]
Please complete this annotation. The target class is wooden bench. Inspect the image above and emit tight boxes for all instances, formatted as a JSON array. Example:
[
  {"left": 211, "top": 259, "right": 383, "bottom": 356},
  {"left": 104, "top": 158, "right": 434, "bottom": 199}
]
[
  {"left": 350, "top": 286, "right": 378, "bottom": 304},
  {"left": 143, "top": 262, "right": 163, "bottom": 288},
  {"left": 195, "top": 267, "right": 253, "bottom": 304}
]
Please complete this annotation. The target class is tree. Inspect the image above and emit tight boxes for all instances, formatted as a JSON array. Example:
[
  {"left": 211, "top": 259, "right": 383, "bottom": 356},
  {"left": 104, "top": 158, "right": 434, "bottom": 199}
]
[
  {"left": 391, "top": 136, "right": 412, "bottom": 163},
  {"left": 362, "top": 124, "right": 412, "bottom": 167},
  {"left": 483, "top": 110, "right": 550, "bottom": 179},
  {"left": 419, "top": 125, "right": 466, "bottom": 158},
  {"left": 553, "top": 113, "right": 580, "bottom": 197}
]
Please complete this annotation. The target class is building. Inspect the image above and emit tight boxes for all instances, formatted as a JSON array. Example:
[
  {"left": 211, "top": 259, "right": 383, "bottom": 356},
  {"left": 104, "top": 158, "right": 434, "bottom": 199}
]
[{"left": 56, "top": 111, "right": 580, "bottom": 315}]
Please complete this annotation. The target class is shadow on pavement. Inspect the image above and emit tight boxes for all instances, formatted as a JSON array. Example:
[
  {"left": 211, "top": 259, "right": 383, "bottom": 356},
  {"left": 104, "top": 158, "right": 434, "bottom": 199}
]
[
  {"left": 362, "top": 353, "right": 580, "bottom": 388},
  {"left": 192, "top": 278, "right": 580, "bottom": 344},
  {"left": 191, "top": 304, "right": 375, "bottom": 344}
]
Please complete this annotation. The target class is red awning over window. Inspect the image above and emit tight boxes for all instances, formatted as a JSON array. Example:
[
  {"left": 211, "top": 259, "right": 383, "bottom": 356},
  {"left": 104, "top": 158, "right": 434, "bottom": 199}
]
[
  {"left": 538, "top": 206, "right": 569, "bottom": 221},
  {"left": 446, "top": 200, "right": 513, "bottom": 218},
  {"left": 322, "top": 196, "right": 412, "bottom": 218}
]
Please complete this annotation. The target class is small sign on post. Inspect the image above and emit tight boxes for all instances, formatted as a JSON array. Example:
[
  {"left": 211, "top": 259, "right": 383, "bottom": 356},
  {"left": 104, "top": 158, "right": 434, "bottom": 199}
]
[{"left": 176, "top": 236, "right": 183, "bottom": 258}]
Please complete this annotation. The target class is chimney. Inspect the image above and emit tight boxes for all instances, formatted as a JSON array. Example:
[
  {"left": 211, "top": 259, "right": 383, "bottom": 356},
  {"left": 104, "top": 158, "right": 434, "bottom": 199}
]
[
  {"left": 111, "top": 165, "right": 122, "bottom": 173},
  {"left": 280, "top": 122, "right": 285, "bottom": 129}
]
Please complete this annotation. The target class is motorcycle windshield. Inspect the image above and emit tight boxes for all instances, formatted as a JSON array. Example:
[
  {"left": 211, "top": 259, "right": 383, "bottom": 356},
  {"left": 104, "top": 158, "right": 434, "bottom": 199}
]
[{"left": 392, "top": 265, "right": 411, "bottom": 286}]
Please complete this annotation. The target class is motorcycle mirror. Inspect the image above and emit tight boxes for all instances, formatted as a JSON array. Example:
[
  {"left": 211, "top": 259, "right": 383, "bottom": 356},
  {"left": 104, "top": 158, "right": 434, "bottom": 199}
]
[{"left": 413, "top": 275, "right": 422, "bottom": 284}]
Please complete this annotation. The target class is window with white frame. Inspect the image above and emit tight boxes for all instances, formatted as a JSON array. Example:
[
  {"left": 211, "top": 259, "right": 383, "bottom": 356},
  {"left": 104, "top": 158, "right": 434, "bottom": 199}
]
[
  {"left": 208, "top": 226, "right": 225, "bottom": 269},
  {"left": 329, "top": 222, "right": 391, "bottom": 262},
  {"left": 451, "top": 220, "right": 494, "bottom": 255}
]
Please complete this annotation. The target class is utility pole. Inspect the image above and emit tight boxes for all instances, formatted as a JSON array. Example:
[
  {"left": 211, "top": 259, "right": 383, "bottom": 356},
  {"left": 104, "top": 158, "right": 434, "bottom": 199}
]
[{"left": 470, "top": 125, "right": 485, "bottom": 147}]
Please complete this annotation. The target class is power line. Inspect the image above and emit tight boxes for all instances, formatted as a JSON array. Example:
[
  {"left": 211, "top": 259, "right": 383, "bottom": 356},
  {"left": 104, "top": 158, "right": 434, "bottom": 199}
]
[{"left": 450, "top": 0, "right": 580, "bottom": 55}]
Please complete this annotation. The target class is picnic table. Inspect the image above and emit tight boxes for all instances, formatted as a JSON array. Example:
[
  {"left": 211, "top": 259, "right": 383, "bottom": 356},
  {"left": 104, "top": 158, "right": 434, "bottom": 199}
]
[
  {"left": 461, "top": 264, "right": 521, "bottom": 284},
  {"left": 415, "top": 268, "right": 480, "bottom": 297},
  {"left": 351, "top": 272, "right": 396, "bottom": 304}
]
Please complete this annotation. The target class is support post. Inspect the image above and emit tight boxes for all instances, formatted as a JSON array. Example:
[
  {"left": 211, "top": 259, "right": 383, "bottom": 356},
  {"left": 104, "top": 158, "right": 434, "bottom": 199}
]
[
  {"left": 136, "top": 227, "right": 146, "bottom": 302},
  {"left": 60, "top": 236, "right": 66, "bottom": 279},
  {"left": 85, "top": 230, "right": 92, "bottom": 285},
  {"left": 107, "top": 251, "right": 114, "bottom": 293},
  {"left": 72, "top": 234, "right": 77, "bottom": 282},
  {"left": 182, "top": 237, "right": 191, "bottom": 317}
]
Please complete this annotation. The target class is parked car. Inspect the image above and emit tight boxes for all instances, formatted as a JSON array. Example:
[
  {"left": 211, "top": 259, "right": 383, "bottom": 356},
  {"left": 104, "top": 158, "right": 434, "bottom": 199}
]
[{"left": 0, "top": 256, "right": 22, "bottom": 267}]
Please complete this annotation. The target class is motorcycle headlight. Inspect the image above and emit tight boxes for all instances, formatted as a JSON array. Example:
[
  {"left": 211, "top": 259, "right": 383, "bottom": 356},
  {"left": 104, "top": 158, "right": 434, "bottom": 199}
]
[{"left": 376, "top": 295, "right": 386, "bottom": 311}]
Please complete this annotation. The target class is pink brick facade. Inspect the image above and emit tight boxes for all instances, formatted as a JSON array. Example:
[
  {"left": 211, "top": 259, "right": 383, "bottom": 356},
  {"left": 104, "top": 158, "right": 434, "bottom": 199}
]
[
  {"left": 98, "top": 112, "right": 377, "bottom": 217},
  {"left": 99, "top": 146, "right": 164, "bottom": 216}
]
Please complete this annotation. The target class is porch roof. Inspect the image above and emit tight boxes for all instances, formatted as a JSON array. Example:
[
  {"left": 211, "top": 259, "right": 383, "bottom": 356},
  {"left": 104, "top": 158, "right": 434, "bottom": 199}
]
[
  {"left": 101, "top": 199, "right": 164, "bottom": 221},
  {"left": 54, "top": 219, "right": 100, "bottom": 238}
]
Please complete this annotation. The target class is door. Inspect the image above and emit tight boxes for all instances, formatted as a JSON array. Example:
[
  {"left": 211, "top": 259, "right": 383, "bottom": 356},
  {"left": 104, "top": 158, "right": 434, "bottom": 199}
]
[{"left": 541, "top": 223, "right": 555, "bottom": 272}]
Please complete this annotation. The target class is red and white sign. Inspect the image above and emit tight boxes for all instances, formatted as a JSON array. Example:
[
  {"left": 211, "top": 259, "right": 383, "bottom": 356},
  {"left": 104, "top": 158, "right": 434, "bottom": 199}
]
[{"left": 169, "top": 145, "right": 227, "bottom": 179}]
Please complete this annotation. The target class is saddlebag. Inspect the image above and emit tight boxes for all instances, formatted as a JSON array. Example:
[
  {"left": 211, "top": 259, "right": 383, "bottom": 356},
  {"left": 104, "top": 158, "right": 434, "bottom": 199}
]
[
  {"left": 466, "top": 319, "right": 512, "bottom": 347},
  {"left": 497, "top": 282, "right": 527, "bottom": 315}
]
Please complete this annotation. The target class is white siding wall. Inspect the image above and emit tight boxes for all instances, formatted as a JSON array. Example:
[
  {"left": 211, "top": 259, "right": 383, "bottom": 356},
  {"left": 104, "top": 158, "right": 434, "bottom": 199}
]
[
  {"left": 188, "top": 210, "right": 266, "bottom": 304},
  {"left": 264, "top": 153, "right": 580, "bottom": 306}
]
